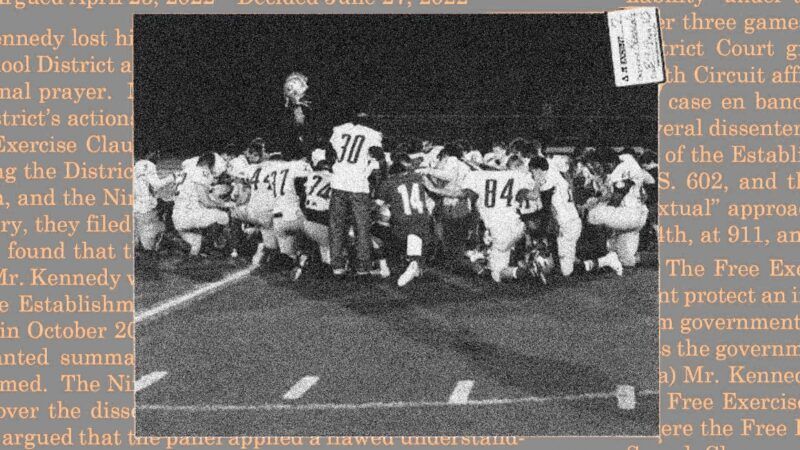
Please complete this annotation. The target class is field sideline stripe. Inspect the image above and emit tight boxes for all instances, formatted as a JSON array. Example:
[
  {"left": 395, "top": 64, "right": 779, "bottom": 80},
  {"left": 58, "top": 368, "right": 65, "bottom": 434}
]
[
  {"left": 135, "top": 266, "right": 256, "bottom": 324},
  {"left": 135, "top": 371, "right": 168, "bottom": 392},
  {"left": 283, "top": 376, "right": 320, "bottom": 400},
  {"left": 138, "top": 389, "right": 658, "bottom": 412},
  {"left": 448, "top": 380, "right": 474, "bottom": 404}
]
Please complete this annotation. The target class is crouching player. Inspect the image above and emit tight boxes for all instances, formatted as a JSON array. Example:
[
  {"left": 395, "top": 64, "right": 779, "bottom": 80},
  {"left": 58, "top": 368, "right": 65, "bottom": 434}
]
[
  {"left": 424, "top": 157, "right": 538, "bottom": 283},
  {"left": 134, "top": 148, "right": 179, "bottom": 252},
  {"left": 373, "top": 154, "right": 435, "bottom": 287},
  {"left": 172, "top": 152, "right": 237, "bottom": 257},
  {"left": 602, "top": 147, "right": 655, "bottom": 266},
  {"left": 296, "top": 150, "right": 333, "bottom": 278},
  {"left": 585, "top": 178, "right": 648, "bottom": 268},
  {"left": 264, "top": 153, "right": 313, "bottom": 273},
  {"left": 542, "top": 147, "right": 623, "bottom": 278}
]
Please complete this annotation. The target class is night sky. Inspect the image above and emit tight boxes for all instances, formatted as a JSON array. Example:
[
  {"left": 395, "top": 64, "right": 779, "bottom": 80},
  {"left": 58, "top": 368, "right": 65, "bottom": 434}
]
[{"left": 134, "top": 14, "right": 657, "bottom": 158}]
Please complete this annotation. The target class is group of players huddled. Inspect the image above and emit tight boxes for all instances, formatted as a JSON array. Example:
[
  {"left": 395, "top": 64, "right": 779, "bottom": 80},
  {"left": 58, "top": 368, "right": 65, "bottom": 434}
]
[
  {"left": 134, "top": 121, "right": 657, "bottom": 288},
  {"left": 134, "top": 72, "right": 657, "bottom": 288}
]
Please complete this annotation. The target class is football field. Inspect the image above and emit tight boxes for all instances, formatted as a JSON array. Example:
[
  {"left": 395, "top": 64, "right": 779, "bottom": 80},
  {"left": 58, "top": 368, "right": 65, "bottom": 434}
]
[{"left": 134, "top": 254, "right": 659, "bottom": 437}]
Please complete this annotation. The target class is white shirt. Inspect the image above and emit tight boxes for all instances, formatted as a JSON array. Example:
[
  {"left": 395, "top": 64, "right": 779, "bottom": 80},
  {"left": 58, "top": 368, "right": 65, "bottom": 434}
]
[
  {"left": 608, "top": 154, "right": 654, "bottom": 206},
  {"left": 304, "top": 170, "right": 332, "bottom": 212},
  {"left": 134, "top": 160, "right": 162, "bottom": 213},
  {"left": 543, "top": 167, "right": 579, "bottom": 225},
  {"left": 329, "top": 123, "right": 382, "bottom": 193},
  {"left": 174, "top": 166, "right": 214, "bottom": 211},
  {"left": 461, "top": 170, "right": 535, "bottom": 226},
  {"left": 260, "top": 159, "right": 312, "bottom": 218},
  {"left": 226, "top": 155, "right": 252, "bottom": 179}
]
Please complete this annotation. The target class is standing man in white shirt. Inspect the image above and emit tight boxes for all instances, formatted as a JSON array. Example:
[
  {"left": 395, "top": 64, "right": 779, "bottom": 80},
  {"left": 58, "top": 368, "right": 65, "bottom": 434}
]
[{"left": 328, "top": 115, "right": 384, "bottom": 276}]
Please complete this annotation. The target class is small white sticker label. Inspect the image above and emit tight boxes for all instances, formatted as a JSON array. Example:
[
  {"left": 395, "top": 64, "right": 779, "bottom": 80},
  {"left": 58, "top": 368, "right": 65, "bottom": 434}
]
[{"left": 607, "top": 7, "right": 665, "bottom": 87}]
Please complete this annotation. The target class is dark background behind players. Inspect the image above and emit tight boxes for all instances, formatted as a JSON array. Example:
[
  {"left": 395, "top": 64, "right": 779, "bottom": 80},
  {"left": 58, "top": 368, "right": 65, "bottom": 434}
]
[{"left": 134, "top": 14, "right": 657, "bottom": 159}]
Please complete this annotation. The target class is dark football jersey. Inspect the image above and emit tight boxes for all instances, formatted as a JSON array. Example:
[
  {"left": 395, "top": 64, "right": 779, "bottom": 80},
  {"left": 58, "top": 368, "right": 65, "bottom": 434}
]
[{"left": 376, "top": 172, "right": 434, "bottom": 238}]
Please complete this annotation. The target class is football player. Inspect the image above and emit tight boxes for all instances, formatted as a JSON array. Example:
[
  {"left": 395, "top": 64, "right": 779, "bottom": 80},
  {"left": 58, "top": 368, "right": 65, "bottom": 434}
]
[
  {"left": 374, "top": 153, "right": 435, "bottom": 287},
  {"left": 256, "top": 148, "right": 313, "bottom": 268},
  {"left": 417, "top": 141, "right": 474, "bottom": 262},
  {"left": 604, "top": 147, "right": 655, "bottom": 266},
  {"left": 134, "top": 148, "right": 179, "bottom": 252},
  {"left": 228, "top": 138, "right": 276, "bottom": 262},
  {"left": 172, "top": 152, "right": 236, "bottom": 257},
  {"left": 182, "top": 148, "right": 232, "bottom": 179},
  {"left": 543, "top": 146, "right": 623, "bottom": 277},
  {"left": 227, "top": 139, "right": 266, "bottom": 180},
  {"left": 423, "top": 156, "right": 539, "bottom": 283},
  {"left": 295, "top": 149, "right": 334, "bottom": 279}
]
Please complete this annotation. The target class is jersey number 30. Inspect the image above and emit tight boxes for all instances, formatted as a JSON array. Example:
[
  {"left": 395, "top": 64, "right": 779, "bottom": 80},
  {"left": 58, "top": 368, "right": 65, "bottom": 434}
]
[{"left": 338, "top": 134, "right": 366, "bottom": 163}]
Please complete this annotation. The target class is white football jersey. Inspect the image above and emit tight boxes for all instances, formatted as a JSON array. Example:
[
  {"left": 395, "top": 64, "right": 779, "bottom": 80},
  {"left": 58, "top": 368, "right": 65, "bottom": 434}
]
[
  {"left": 134, "top": 160, "right": 159, "bottom": 214},
  {"left": 461, "top": 170, "right": 535, "bottom": 226},
  {"left": 255, "top": 159, "right": 312, "bottom": 217},
  {"left": 226, "top": 155, "right": 252, "bottom": 179},
  {"left": 329, "top": 123, "right": 382, "bottom": 193},
  {"left": 174, "top": 165, "right": 213, "bottom": 210},
  {"left": 608, "top": 154, "right": 653, "bottom": 207},
  {"left": 304, "top": 170, "right": 332, "bottom": 213},
  {"left": 543, "top": 167, "right": 579, "bottom": 224}
]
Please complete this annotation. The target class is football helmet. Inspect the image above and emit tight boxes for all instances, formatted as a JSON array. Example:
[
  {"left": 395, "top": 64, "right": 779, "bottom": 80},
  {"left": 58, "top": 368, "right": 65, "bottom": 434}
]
[{"left": 283, "top": 72, "right": 310, "bottom": 107}]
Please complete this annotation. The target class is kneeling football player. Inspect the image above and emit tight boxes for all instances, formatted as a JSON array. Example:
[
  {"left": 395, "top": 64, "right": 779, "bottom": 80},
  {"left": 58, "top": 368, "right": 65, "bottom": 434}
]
[
  {"left": 172, "top": 152, "right": 237, "bottom": 257},
  {"left": 373, "top": 154, "right": 435, "bottom": 287}
]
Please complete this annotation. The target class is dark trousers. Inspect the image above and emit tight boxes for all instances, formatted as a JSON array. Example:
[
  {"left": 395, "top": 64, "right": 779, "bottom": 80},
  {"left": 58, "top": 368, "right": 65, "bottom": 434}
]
[{"left": 329, "top": 189, "right": 372, "bottom": 272}]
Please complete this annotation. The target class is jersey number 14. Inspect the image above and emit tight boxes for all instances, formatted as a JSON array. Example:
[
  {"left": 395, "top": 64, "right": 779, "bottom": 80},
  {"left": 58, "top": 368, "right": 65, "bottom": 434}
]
[{"left": 397, "top": 183, "right": 427, "bottom": 216}]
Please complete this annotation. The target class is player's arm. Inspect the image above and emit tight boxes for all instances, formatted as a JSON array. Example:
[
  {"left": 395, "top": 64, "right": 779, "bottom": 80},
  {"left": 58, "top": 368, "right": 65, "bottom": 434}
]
[
  {"left": 422, "top": 175, "right": 472, "bottom": 200},
  {"left": 416, "top": 166, "right": 458, "bottom": 183},
  {"left": 517, "top": 183, "right": 541, "bottom": 203},
  {"left": 370, "top": 146, "right": 388, "bottom": 176}
]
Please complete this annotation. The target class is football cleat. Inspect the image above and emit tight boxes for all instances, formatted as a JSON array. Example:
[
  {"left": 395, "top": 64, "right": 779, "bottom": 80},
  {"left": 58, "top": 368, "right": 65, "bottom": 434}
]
[
  {"left": 398, "top": 261, "right": 421, "bottom": 287},
  {"left": 372, "top": 259, "right": 391, "bottom": 279},
  {"left": 602, "top": 252, "right": 624, "bottom": 277}
]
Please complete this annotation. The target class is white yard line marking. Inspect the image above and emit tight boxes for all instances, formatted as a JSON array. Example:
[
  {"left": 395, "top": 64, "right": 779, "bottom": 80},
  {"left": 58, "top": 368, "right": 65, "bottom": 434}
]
[
  {"left": 138, "top": 388, "right": 658, "bottom": 412},
  {"left": 135, "top": 371, "right": 168, "bottom": 392},
  {"left": 135, "top": 266, "right": 256, "bottom": 324},
  {"left": 282, "top": 376, "right": 320, "bottom": 400},
  {"left": 448, "top": 380, "right": 475, "bottom": 404}
]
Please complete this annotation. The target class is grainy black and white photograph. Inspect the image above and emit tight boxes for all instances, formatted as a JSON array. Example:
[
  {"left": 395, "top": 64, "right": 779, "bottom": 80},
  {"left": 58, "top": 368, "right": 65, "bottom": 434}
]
[{"left": 133, "top": 14, "right": 659, "bottom": 437}]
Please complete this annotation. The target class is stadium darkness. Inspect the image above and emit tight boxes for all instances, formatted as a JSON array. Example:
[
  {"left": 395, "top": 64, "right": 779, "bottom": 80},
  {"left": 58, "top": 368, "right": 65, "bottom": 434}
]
[{"left": 134, "top": 14, "right": 657, "bottom": 158}]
